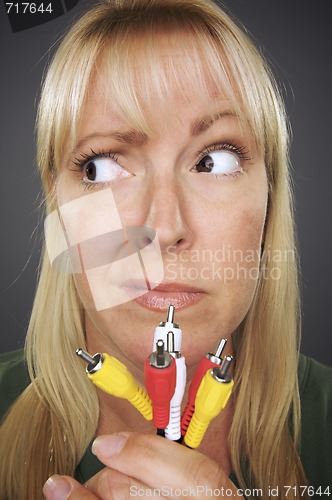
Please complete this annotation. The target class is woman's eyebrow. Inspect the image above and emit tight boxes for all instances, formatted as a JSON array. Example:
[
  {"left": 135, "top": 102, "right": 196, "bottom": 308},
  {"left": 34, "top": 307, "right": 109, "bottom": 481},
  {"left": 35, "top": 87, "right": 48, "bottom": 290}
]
[
  {"left": 191, "top": 111, "right": 237, "bottom": 136},
  {"left": 71, "top": 111, "right": 236, "bottom": 155},
  {"left": 72, "top": 129, "right": 149, "bottom": 154}
]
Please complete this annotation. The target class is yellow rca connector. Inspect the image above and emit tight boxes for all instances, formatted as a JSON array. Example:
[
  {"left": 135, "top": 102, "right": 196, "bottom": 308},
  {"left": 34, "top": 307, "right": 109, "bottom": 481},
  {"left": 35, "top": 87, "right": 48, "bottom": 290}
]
[
  {"left": 76, "top": 348, "right": 152, "bottom": 420},
  {"left": 184, "top": 355, "right": 234, "bottom": 449}
]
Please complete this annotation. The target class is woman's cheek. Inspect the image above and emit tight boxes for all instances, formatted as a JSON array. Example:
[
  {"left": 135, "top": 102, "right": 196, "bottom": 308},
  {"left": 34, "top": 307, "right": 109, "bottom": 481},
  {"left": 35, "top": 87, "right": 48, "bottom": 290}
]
[{"left": 207, "top": 200, "right": 266, "bottom": 292}]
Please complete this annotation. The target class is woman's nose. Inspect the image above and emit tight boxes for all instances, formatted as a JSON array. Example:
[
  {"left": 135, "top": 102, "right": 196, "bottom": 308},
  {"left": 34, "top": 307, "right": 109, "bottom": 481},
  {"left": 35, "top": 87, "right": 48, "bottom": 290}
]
[{"left": 141, "top": 176, "right": 193, "bottom": 253}]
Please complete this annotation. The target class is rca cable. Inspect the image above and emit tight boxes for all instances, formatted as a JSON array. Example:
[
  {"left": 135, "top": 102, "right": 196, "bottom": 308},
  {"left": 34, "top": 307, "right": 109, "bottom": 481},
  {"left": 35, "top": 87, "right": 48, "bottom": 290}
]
[{"left": 76, "top": 305, "right": 233, "bottom": 448}]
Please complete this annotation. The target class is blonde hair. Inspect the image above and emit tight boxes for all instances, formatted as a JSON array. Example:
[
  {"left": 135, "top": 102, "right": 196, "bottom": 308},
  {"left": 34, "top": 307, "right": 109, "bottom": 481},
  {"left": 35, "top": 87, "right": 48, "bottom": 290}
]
[{"left": 0, "top": 0, "right": 307, "bottom": 497}]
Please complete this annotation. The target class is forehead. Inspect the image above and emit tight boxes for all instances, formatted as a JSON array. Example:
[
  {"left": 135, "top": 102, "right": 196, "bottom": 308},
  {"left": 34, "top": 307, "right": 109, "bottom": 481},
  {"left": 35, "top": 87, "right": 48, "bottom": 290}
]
[
  {"left": 78, "top": 33, "right": 244, "bottom": 140},
  {"left": 82, "top": 72, "right": 233, "bottom": 132}
]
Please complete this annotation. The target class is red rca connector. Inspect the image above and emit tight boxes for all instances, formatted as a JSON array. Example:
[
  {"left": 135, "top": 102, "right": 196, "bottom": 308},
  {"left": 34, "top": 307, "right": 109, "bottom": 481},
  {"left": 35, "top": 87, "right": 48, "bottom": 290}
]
[
  {"left": 181, "top": 338, "right": 227, "bottom": 436},
  {"left": 144, "top": 338, "right": 176, "bottom": 434}
]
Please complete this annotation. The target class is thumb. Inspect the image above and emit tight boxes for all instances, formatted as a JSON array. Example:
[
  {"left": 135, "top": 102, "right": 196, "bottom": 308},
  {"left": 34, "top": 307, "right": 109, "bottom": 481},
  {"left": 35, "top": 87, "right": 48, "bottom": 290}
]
[{"left": 43, "top": 474, "right": 99, "bottom": 500}]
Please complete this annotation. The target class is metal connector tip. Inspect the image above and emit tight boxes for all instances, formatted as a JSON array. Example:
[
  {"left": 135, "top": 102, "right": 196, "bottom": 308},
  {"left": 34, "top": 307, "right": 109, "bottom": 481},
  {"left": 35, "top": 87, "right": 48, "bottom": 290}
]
[
  {"left": 206, "top": 338, "right": 227, "bottom": 365},
  {"left": 149, "top": 339, "right": 173, "bottom": 368},
  {"left": 214, "top": 338, "right": 227, "bottom": 358},
  {"left": 167, "top": 331, "right": 175, "bottom": 353},
  {"left": 219, "top": 355, "right": 233, "bottom": 379},
  {"left": 166, "top": 305, "right": 175, "bottom": 324},
  {"left": 76, "top": 348, "right": 94, "bottom": 364},
  {"left": 156, "top": 339, "right": 165, "bottom": 366},
  {"left": 158, "top": 305, "right": 179, "bottom": 328}
]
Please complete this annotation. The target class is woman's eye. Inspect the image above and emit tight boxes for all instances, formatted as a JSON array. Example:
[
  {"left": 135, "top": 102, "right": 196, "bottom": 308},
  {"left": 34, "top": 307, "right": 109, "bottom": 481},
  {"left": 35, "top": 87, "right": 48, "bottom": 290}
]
[
  {"left": 83, "top": 157, "right": 130, "bottom": 183},
  {"left": 195, "top": 151, "right": 241, "bottom": 175}
]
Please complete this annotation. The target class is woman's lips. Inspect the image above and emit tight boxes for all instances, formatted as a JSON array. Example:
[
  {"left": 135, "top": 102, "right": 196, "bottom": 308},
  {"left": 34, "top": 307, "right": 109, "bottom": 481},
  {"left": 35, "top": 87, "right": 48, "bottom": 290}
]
[
  {"left": 123, "top": 281, "right": 205, "bottom": 311},
  {"left": 134, "top": 289, "right": 204, "bottom": 311}
]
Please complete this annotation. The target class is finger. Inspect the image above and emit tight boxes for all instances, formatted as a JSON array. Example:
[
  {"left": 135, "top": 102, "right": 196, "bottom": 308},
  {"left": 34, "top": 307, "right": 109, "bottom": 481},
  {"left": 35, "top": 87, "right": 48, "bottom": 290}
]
[
  {"left": 91, "top": 432, "right": 236, "bottom": 494},
  {"left": 43, "top": 474, "right": 100, "bottom": 500},
  {"left": 44, "top": 469, "right": 154, "bottom": 500}
]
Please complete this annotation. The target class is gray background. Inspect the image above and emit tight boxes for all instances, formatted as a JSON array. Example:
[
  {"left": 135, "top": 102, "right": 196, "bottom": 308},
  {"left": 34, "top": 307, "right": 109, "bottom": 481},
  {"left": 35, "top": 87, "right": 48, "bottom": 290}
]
[{"left": 0, "top": 0, "right": 331, "bottom": 365}]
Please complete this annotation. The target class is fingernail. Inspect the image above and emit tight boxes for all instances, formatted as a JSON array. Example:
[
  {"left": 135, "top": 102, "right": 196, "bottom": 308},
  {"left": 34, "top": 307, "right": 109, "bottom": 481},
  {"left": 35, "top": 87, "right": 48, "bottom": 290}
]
[
  {"left": 43, "top": 475, "right": 71, "bottom": 500},
  {"left": 92, "top": 433, "right": 128, "bottom": 458}
]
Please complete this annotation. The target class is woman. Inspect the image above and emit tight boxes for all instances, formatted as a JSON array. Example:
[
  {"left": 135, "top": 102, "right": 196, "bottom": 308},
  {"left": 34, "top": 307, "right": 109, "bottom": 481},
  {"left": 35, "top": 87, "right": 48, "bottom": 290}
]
[{"left": 0, "top": 0, "right": 331, "bottom": 498}]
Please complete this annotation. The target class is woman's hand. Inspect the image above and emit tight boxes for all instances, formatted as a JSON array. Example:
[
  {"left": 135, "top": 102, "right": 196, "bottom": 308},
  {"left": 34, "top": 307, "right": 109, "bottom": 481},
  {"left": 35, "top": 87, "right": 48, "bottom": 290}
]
[{"left": 43, "top": 432, "right": 243, "bottom": 499}]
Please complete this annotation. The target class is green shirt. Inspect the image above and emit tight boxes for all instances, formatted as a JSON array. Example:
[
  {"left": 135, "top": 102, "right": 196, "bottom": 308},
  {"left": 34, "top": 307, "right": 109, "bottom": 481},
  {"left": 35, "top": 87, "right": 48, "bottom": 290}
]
[{"left": 1, "top": 350, "right": 331, "bottom": 490}]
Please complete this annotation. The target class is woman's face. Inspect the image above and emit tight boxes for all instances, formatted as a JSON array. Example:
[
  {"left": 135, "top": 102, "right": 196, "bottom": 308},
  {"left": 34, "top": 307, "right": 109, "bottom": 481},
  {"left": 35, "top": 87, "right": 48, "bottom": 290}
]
[{"left": 55, "top": 47, "right": 268, "bottom": 369}]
